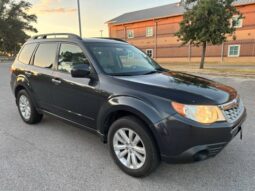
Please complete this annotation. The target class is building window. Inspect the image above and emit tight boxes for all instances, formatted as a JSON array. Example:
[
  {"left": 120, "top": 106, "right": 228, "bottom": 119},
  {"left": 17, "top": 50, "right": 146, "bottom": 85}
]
[
  {"left": 146, "top": 27, "right": 153, "bottom": 37},
  {"left": 146, "top": 49, "right": 153, "bottom": 58},
  {"left": 231, "top": 15, "right": 243, "bottom": 28},
  {"left": 127, "top": 30, "right": 134, "bottom": 39},
  {"left": 228, "top": 45, "right": 240, "bottom": 57}
]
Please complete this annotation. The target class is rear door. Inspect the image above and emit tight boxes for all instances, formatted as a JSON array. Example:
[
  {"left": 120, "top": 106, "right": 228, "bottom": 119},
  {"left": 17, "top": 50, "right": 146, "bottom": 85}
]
[{"left": 29, "top": 42, "right": 59, "bottom": 111}]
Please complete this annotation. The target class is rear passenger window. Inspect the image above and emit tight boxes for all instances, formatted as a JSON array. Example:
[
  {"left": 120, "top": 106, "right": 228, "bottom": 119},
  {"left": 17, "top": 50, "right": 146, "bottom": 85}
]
[
  {"left": 18, "top": 44, "right": 37, "bottom": 64},
  {"left": 34, "top": 43, "right": 58, "bottom": 68},
  {"left": 58, "top": 43, "right": 89, "bottom": 73}
]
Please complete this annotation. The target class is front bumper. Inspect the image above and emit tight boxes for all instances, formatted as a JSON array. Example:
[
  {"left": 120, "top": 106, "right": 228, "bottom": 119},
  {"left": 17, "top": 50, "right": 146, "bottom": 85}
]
[{"left": 154, "top": 109, "right": 247, "bottom": 163}]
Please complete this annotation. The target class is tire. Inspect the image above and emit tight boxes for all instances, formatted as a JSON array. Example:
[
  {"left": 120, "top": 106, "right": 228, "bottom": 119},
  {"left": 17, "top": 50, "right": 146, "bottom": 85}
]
[
  {"left": 108, "top": 116, "right": 160, "bottom": 177},
  {"left": 17, "top": 90, "right": 43, "bottom": 124}
]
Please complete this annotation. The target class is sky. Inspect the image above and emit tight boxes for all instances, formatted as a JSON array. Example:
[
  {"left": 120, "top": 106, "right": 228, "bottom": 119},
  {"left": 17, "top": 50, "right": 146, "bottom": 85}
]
[{"left": 28, "top": 0, "right": 179, "bottom": 37}]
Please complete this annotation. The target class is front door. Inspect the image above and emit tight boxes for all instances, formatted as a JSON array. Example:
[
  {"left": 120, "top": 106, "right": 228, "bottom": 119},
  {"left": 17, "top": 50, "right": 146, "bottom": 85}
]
[{"left": 51, "top": 43, "right": 102, "bottom": 129}]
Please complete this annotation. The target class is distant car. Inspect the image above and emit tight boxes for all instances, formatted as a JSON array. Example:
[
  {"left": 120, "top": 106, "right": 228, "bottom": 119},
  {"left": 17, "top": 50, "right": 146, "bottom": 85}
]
[{"left": 10, "top": 33, "right": 246, "bottom": 177}]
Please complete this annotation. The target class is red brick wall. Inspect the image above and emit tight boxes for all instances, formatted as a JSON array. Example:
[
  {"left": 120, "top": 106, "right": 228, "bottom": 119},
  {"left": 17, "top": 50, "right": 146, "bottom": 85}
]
[{"left": 108, "top": 3, "right": 255, "bottom": 62}]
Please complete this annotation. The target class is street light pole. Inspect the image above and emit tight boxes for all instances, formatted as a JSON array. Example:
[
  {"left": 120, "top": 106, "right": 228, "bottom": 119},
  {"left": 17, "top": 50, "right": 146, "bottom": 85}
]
[
  {"left": 100, "top": 30, "right": 103, "bottom": 37},
  {"left": 77, "top": 0, "right": 82, "bottom": 37}
]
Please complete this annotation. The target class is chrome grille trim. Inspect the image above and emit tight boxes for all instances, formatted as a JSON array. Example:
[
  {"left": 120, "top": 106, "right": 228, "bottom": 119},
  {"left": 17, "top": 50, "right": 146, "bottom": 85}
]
[{"left": 219, "top": 97, "right": 244, "bottom": 123}]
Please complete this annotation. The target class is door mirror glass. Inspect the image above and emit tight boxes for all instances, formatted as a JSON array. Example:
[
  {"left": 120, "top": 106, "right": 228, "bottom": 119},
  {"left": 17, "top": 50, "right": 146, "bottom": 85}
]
[{"left": 71, "top": 64, "right": 91, "bottom": 78}]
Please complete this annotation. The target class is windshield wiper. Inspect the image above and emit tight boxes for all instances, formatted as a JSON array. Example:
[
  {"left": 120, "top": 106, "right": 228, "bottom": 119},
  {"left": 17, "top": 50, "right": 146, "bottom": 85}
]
[
  {"left": 112, "top": 70, "right": 162, "bottom": 76},
  {"left": 143, "top": 70, "right": 159, "bottom": 75},
  {"left": 111, "top": 73, "right": 136, "bottom": 76}
]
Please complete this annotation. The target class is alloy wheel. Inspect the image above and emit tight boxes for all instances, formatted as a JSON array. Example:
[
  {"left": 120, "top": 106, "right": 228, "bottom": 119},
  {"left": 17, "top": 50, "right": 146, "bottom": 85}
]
[
  {"left": 113, "top": 128, "right": 146, "bottom": 170},
  {"left": 19, "top": 95, "right": 31, "bottom": 120}
]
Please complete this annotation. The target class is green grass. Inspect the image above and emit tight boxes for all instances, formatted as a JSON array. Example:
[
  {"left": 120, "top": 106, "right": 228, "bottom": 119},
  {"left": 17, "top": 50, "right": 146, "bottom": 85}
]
[{"left": 160, "top": 63, "right": 255, "bottom": 78}]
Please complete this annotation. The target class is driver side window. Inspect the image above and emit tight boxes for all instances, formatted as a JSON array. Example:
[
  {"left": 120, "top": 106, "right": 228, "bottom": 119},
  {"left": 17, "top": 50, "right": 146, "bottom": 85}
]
[{"left": 58, "top": 43, "right": 90, "bottom": 73}]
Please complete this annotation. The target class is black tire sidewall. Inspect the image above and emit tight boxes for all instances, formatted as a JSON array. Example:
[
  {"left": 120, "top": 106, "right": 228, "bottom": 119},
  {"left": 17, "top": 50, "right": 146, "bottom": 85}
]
[{"left": 108, "top": 116, "right": 159, "bottom": 177}]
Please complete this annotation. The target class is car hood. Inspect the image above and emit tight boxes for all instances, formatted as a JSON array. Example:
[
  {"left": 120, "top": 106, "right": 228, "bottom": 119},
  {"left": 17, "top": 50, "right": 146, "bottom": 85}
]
[{"left": 114, "top": 71, "right": 237, "bottom": 105}]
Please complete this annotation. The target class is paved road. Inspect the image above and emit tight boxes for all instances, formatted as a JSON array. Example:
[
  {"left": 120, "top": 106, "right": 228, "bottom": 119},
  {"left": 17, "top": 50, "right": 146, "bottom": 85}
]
[{"left": 0, "top": 62, "right": 255, "bottom": 191}]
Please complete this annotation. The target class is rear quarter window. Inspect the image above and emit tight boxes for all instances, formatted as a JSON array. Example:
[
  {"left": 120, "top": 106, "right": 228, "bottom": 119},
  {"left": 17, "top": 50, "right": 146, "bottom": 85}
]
[{"left": 18, "top": 43, "right": 37, "bottom": 64}]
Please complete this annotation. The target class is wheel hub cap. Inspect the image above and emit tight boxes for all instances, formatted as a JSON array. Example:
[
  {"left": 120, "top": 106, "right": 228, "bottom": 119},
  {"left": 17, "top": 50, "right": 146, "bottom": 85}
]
[
  {"left": 113, "top": 128, "right": 146, "bottom": 170},
  {"left": 19, "top": 95, "right": 31, "bottom": 120}
]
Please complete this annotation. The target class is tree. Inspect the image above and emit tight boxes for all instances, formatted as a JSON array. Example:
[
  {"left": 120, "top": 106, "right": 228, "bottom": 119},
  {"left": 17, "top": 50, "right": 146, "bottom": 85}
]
[
  {"left": 176, "top": 0, "right": 242, "bottom": 69},
  {"left": 0, "top": 0, "right": 37, "bottom": 56}
]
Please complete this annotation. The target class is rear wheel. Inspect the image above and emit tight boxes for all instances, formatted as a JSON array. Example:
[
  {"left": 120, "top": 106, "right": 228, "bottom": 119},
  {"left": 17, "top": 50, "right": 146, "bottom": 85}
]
[
  {"left": 17, "top": 90, "right": 43, "bottom": 124},
  {"left": 108, "top": 116, "right": 160, "bottom": 177}
]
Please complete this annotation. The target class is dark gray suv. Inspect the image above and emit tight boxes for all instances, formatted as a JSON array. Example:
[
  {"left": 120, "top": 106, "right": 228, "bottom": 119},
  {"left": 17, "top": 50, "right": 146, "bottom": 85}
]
[{"left": 11, "top": 33, "right": 246, "bottom": 177}]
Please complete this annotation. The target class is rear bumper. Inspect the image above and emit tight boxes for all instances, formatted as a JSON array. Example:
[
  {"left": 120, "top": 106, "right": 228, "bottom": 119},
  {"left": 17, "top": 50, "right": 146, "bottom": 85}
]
[{"left": 154, "top": 109, "right": 247, "bottom": 163}]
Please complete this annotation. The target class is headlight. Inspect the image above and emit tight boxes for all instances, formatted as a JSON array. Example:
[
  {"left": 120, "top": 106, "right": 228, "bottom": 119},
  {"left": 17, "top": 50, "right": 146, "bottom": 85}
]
[{"left": 172, "top": 102, "right": 226, "bottom": 124}]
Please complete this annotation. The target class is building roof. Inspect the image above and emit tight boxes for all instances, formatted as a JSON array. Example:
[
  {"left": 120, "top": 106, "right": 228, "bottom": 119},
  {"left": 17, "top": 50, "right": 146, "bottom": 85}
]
[{"left": 107, "top": 0, "right": 255, "bottom": 25}]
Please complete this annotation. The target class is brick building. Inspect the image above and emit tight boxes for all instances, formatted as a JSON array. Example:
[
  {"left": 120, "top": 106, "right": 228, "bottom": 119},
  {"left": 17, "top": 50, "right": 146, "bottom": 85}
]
[{"left": 107, "top": 0, "right": 255, "bottom": 63}]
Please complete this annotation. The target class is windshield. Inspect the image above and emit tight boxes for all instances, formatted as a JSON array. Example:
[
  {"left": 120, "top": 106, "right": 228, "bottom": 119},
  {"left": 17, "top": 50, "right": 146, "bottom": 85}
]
[{"left": 86, "top": 43, "right": 164, "bottom": 76}]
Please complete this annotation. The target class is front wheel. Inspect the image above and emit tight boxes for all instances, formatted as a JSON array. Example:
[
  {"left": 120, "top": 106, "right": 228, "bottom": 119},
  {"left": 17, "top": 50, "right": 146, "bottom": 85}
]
[{"left": 108, "top": 116, "right": 160, "bottom": 177}]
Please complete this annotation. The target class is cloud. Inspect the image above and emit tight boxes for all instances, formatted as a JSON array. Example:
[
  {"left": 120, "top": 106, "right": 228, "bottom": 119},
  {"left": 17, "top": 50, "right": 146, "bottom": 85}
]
[
  {"left": 30, "top": 0, "right": 77, "bottom": 14},
  {"left": 40, "top": 0, "right": 57, "bottom": 4},
  {"left": 38, "top": 8, "right": 77, "bottom": 13}
]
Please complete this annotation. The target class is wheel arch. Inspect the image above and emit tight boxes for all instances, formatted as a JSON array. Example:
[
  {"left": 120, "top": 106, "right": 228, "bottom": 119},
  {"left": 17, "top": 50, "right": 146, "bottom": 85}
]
[
  {"left": 14, "top": 85, "right": 26, "bottom": 98},
  {"left": 14, "top": 76, "right": 40, "bottom": 112},
  {"left": 13, "top": 75, "right": 31, "bottom": 97},
  {"left": 97, "top": 96, "right": 163, "bottom": 152}
]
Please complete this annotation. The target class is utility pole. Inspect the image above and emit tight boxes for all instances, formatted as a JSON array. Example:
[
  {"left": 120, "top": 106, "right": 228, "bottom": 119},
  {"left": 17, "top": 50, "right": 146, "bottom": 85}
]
[
  {"left": 100, "top": 30, "right": 103, "bottom": 37},
  {"left": 77, "top": 0, "right": 82, "bottom": 37}
]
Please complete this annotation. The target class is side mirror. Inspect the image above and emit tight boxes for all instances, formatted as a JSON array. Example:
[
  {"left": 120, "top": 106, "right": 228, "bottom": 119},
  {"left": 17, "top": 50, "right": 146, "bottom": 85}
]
[{"left": 71, "top": 64, "right": 91, "bottom": 78}]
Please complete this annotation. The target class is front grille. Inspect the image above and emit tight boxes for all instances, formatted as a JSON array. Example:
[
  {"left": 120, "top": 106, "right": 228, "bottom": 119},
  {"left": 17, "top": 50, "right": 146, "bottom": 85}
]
[{"left": 220, "top": 97, "right": 244, "bottom": 124}]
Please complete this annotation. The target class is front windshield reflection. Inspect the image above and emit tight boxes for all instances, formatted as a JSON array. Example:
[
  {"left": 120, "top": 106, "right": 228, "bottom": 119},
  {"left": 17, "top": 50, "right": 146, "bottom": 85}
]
[{"left": 87, "top": 43, "right": 164, "bottom": 76}]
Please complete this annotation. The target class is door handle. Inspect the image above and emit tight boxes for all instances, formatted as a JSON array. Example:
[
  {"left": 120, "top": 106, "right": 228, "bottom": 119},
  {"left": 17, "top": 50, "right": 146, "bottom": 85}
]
[
  {"left": 25, "top": 71, "right": 32, "bottom": 77},
  {"left": 52, "top": 78, "right": 62, "bottom": 85}
]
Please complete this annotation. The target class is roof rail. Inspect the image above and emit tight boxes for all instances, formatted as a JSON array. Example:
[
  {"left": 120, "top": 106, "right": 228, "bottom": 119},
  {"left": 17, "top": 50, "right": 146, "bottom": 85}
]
[
  {"left": 95, "top": 37, "right": 127, "bottom": 43},
  {"left": 30, "top": 33, "right": 82, "bottom": 40}
]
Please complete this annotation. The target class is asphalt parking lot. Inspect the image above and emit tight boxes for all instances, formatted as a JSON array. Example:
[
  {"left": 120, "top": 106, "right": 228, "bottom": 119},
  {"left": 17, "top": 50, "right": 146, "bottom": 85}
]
[{"left": 0, "top": 62, "right": 254, "bottom": 191}]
